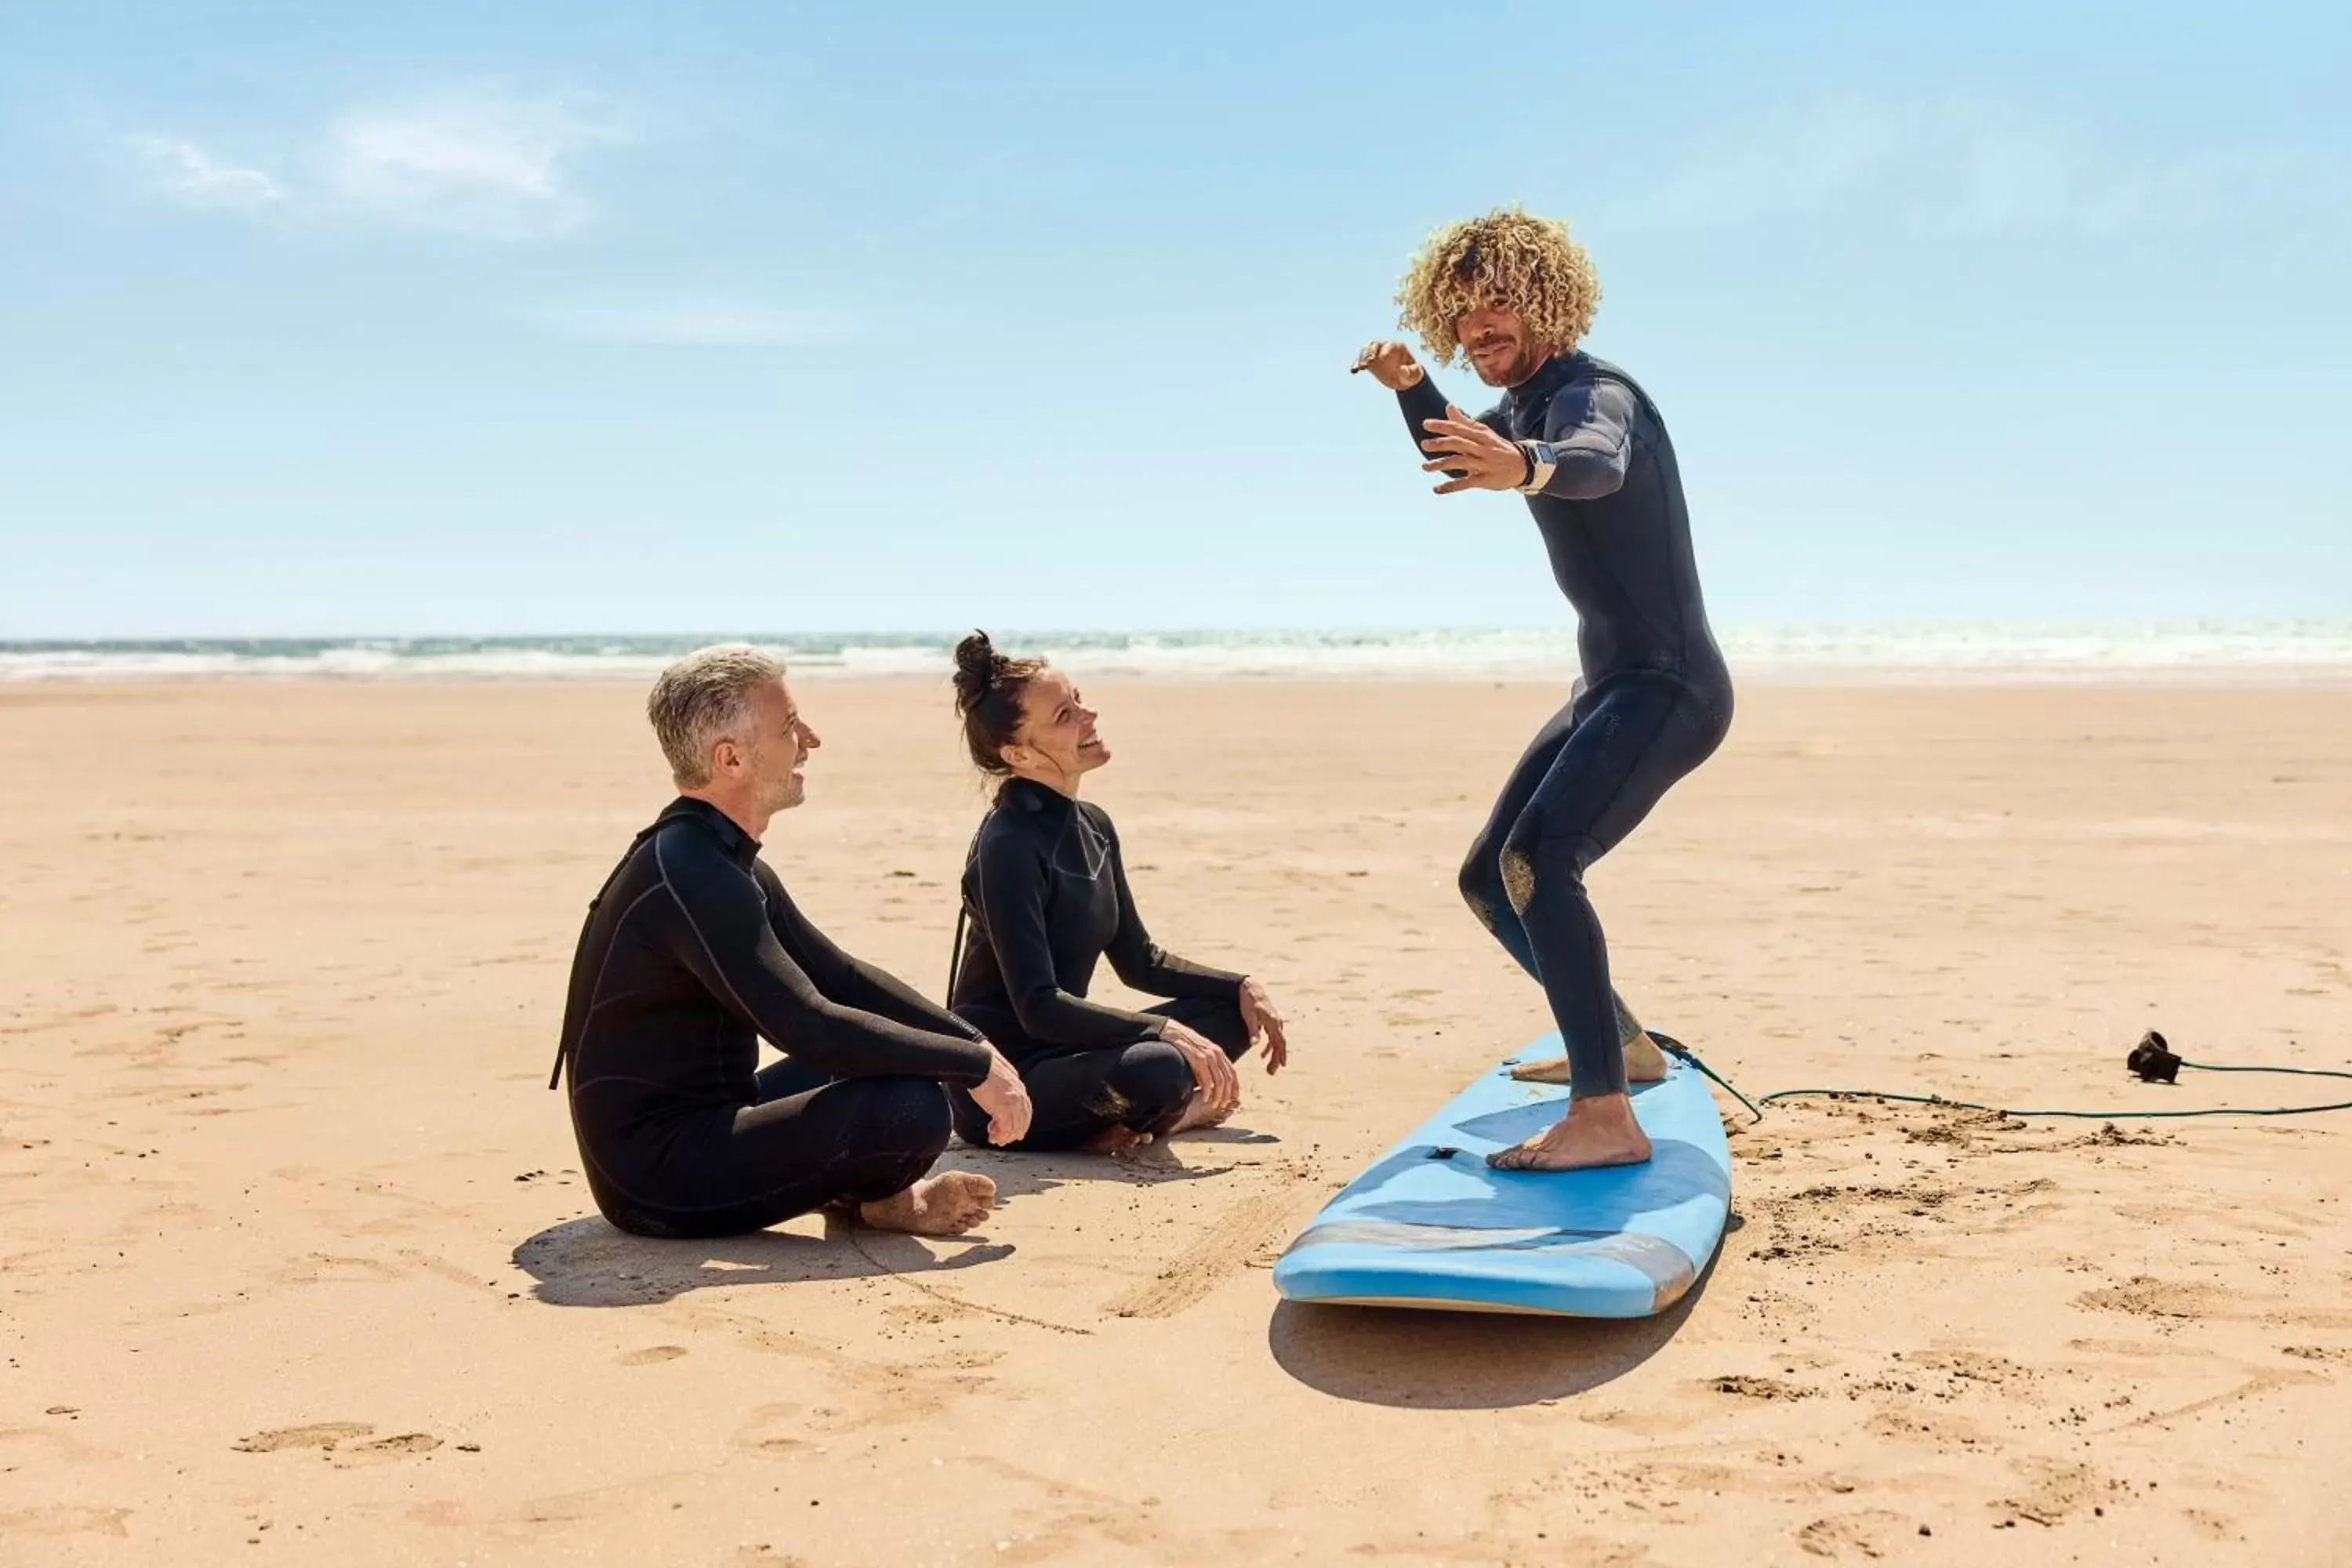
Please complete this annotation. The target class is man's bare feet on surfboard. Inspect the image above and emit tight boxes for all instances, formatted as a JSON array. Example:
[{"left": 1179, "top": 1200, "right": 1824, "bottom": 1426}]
[
  {"left": 858, "top": 1172, "right": 996, "bottom": 1235},
  {"left": 1487, "top": 1094, "right": 1652, "bottom": 1171},
  {"left": 1507, "top": 1032, "right": 1670, "bottom": 1086},
  {"left": 1080, "top": 1124, "right": 1155, "bottom": 1155}
]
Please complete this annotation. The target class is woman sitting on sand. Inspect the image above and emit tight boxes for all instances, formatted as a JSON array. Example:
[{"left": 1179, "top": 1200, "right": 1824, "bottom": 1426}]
[{"left": 943, "top": 631, "right": 1289, "bottom": 1152}]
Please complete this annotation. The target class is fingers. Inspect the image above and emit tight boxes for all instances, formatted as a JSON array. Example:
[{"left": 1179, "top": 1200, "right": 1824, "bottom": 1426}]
[
  {"left": 1210, "top": 1047, "right": 1240, "bottom": 1112},
  {"left": 981, "top": 1058, "right": 1032, "bottom": 1144},
  {"left": 1418, "top": 418, "right": 1490, "bottom": 442},
  {"left": 1432, "top": 477, "right": 1477, "bottom": 495},
  {"left": 1185, "top": 1038, "right": 1235, "bottom": 1112}
]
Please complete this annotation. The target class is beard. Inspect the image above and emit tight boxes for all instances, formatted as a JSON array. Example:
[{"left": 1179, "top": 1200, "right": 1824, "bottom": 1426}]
[
  {"left": 764, "top": 766, "right": 806, "bottom": 812},
  {"left": 1469, "top": 338, "right": 1548, "bottom": 387}
]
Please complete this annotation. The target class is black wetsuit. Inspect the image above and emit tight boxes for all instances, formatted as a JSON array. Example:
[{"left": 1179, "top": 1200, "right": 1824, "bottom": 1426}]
[
  {"left": 550, "top": 797, "right": 994, "bottom": 1237},
  {"left": 1398, "top": 351, "right": 1733, "bottom": 1095},
  {"left": 947, "top": 779, "right": 1248, "bottom": 1149}
]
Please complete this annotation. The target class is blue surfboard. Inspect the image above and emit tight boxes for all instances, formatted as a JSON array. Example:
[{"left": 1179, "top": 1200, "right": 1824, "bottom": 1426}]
[{"left": 1272, "top": 1036, "right": 1732, "bottom": 1318}]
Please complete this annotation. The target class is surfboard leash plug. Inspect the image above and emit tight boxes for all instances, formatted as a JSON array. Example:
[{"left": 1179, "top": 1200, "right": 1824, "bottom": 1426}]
[{"left": 2127, "top": 1030, "right": 2183, "bottom": 1084}]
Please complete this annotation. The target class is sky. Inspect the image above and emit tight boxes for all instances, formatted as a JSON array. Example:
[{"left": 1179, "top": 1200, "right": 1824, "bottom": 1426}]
[{"left": 2, "top": 1, "right": 2347, "bottom": 638}]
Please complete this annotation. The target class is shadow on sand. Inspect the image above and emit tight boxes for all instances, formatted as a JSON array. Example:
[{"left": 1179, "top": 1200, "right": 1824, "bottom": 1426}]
[
  {"left": 949, "top": 1135, "right": 1249, "bottom": 1202},
  {"left": 517, "top": 1127, "right": 1271, "bottom": 1308},
  {"left": 512, "top": 1212, "right": 1013, "bottom": 1308},
  {"left": 1265, "top": 1245, "right": 1726, "bottom": 1410}
]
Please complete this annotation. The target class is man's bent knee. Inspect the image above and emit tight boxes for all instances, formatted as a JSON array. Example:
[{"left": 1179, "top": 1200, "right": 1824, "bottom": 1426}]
[
  {"left": 1458, "top": 841, "right": 1512, "bottom": 934},
  {"left": 852, "top": 1076, "right": 955, "bottom": 1157},
  {"left": 1500, "top": 823, "right": 1595, "bottom": 920}
]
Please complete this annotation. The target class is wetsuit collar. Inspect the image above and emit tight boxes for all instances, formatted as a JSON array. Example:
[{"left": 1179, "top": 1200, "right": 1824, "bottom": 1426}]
[
  {"left": 1000, "top": 776, "right": 1076, "bottom": 815},
  {"left": 1503, "top": 350, "right": 1586, "bottom": 417},
  {"left": 662, "top": 796, "right": 763, "bottom": 866}
]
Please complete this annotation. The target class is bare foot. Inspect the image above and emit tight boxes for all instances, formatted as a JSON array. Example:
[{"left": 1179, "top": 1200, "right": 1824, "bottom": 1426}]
[
  {"left": 1506, "top": 1034, "right": 1670, "bottom": 1086},
  {"left": 1486, "top": 1094, "right": 1652, "bottom": 1171},
  {"left": 1624, "top": 1030, "right": 1670, "bottom": 1083},
  {"left": 1166, "top": 1096, "right": 1237, "bottom": 1135},
  {"left": 1080, "top": 1123, "right": 1154, "bottom": 1156},
  {"left": 858, "top": 1171, "right": 996, "bottom": 1236}
]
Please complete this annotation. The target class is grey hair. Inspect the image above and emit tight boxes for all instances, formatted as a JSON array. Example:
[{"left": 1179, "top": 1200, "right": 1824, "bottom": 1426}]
[{"left": 647, "top": 644, "right": 787, "bottom": 789}]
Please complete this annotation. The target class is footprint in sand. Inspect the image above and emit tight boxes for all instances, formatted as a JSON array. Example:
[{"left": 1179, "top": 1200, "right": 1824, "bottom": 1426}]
[
  {"left": 338, "top": 1433, "right": 443, "bottom": 1465},
  {"left": 1996, "top": 1456, "right": 2124, "bottom": 1527},
  {"left": 0, "top": 1504, "right": 132, "bottom": 1539},
  {"left": 730, "top": 1402, "right": 815, "bottom": 1457},
  {"left": 619, "top": 1345, "right": 688, "bottom": 1366},
  {"left": 270, "top": 1254, "right": 401, "bottom": 1287},
  {"left": 1707, "top": 1374, "right": 1815, "bottom": 1401},
  {"left": 232, "top": 1422, "right": 442, "bottom": 1461},
  {"left": 1795, "top": 1510, "right": 1911, "bottom": 1559},
  {"left": 234, "top": 1422, "right": 376, "bottom": 1453}
]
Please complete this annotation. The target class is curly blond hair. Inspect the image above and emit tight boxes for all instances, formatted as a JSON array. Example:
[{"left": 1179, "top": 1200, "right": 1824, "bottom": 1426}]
[{"left": 1396, "top": 207, "right": 1601, "bottom": 365}]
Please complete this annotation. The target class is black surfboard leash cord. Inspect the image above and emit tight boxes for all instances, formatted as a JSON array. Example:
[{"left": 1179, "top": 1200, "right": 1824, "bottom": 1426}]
[{"left": 1648, "top": 1030, "right": 2352, "bottom": 1127}]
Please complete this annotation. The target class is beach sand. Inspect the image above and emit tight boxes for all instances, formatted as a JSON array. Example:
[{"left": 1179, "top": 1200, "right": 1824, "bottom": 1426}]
[{"left": 4, "top": 678, "right": 2349, "bottom": 1566}]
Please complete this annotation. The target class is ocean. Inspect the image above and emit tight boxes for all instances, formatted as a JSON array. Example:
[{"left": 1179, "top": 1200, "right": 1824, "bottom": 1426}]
[{"left": 3, "top": 623, "right": 2350, "bottom": 684}]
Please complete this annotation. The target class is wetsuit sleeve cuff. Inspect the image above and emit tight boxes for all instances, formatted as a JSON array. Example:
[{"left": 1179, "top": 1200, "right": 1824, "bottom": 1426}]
[
  {"left": 1515, "top": 441, "right": 1557, "bottom": 495},
  {"left": 938, "top": 1036, "right": 997, "bottom": 1086}
]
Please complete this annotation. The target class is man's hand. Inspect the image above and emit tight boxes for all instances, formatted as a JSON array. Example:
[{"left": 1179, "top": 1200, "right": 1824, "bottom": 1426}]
[
  {"left": 1419, "top": 406, "right": 1526, "bottom": 494},
  {"left": 1161, "top": 1020, "right": 1240, "bottom": 1119},
  {"left": 1350, "top": 339, "right": 1425, "bottom": 391},
  {"left": 1237, "top": 977, "right": 1288, "bottom": 1074},
  {"left": 968, "top": 1046, "right": 1033, "bottom": 1146}
]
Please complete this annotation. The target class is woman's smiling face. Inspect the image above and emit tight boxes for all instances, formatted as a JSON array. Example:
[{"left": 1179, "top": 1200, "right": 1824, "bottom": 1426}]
[{"left": 1006, "top": 668, "right": 1109, "bottom": 782}]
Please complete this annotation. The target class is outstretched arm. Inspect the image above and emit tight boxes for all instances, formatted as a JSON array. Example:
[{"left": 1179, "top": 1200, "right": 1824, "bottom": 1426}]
[
  {"left": 1417, "top": 376, "right": 1639, "bottom": 499},
  {"left": 1353, "top": 339, "right": 1504, "bottom": 479}
]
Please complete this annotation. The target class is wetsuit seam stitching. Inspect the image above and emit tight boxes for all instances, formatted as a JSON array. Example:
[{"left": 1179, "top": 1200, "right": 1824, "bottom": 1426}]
[
  {"left": 653, "top": 835, "right": 770, "bottom": 1088},
  {"left": 1522, "top": 681, "right": 1684, "bottom": 856},
  {"left": 571, "top": 880, "right": 670, "bottom": 1049}
]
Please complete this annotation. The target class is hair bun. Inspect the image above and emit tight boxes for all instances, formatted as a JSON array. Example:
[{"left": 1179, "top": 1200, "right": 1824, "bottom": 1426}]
[{"left": 951, "top": 630, "right": 1000, "bottom": 713}]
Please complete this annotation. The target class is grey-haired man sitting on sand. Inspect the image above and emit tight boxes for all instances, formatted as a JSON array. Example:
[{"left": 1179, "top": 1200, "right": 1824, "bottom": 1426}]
[{"left": 549, "top": 644, "right": 1033, "bottom": 1238}]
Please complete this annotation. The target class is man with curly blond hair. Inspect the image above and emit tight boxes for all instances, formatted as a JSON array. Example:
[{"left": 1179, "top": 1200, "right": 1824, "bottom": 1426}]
[{"left": 1353, "top": 208, "right": 1733, "bottom": 1172}]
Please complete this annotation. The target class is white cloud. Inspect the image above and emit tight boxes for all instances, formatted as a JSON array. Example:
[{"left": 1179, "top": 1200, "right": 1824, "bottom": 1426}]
[
  {"left": 128, "top": 135, "right": 285, "bottom": 209},
  {"left": 120, "top": 89, "right": 621, "bottom": 240},
  {"left": 537, "top": 305, "right": 854, "bottom": 347},
  {"left": 1609, "top": 97, "right": 2348, "bottom": 237},
  {"left": 321, "top": 94, "right": 620, "bottom": 238}
]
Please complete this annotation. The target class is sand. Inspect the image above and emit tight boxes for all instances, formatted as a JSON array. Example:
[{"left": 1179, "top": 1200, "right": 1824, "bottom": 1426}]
[{"left": 3, "top": 678, "right": 2349, "bottom": 1566}]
